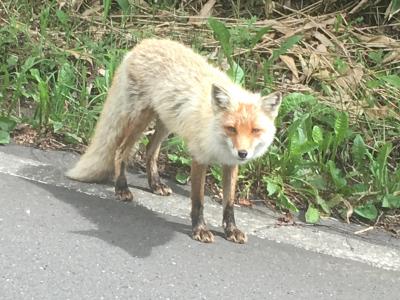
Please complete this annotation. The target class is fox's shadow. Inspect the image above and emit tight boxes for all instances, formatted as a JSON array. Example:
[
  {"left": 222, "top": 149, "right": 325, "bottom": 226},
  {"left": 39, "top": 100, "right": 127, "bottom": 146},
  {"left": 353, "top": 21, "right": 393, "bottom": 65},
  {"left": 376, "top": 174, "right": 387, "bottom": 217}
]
[
  {"left": 125, "top": 165, "right": 191, "bottom": 198},
  {"left": 21, "top": 164, "right": 193, "bottom": 259}
]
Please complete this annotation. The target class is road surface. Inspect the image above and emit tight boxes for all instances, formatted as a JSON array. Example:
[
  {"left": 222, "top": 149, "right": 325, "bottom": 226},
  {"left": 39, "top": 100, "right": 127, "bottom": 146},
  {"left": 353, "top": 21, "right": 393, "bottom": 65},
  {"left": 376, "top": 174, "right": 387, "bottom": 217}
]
[{"left": 0, "top": 145, "right": 399, "bottom": 299}]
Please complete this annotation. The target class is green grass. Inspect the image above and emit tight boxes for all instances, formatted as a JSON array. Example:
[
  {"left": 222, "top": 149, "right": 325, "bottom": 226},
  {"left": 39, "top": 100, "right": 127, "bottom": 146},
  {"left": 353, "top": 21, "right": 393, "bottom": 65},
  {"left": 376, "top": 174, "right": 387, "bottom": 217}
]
[
  {"left": 207, "top": 17, "right": 400, "bottom": 223},
  {"left": 1, "top": 0, "right": 399, "bottom": 225}
]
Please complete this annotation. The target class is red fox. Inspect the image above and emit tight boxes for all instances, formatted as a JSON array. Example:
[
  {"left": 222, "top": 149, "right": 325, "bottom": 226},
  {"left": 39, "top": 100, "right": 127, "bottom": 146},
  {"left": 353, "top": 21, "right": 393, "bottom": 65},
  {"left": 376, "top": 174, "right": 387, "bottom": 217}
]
[{"left": 66, "top": 39, "right": 282, "bottom": 244}]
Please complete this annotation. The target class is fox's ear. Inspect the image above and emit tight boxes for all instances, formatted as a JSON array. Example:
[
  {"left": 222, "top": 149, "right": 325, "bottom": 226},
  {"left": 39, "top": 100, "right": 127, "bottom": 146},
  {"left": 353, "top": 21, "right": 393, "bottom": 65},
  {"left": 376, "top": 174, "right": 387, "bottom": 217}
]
[
  {"left": 211, "top": 84, "right": 231, "bottom": 111},
  {"left": 261, "top": 92, "right": 282, "bottom": 117}
]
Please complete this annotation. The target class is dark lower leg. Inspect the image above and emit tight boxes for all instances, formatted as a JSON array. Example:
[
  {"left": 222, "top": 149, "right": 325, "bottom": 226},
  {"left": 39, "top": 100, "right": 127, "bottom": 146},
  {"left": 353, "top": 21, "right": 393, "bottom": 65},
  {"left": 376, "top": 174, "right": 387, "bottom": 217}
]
[
  {"left": 114, "top": 161, "right": 133, "bottom": 201},
  {"left": 190, "top": 160, "right": 214, "bottom": 243},
  {"left": 114, "top": 109, "right": 154, "bottom": 201},
  {"left": 222, "top": 165, "right": 247, "bottom": 243}
]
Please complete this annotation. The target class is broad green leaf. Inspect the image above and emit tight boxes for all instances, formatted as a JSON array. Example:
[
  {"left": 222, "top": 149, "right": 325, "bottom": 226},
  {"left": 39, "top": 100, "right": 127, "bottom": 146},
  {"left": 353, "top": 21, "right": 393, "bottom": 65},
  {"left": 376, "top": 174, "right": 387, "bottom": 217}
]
[
  {"left": 352, "top": 183, "right": 369, "bottom": 193},
  {"left": 166, "top": 136, "right": 186, "bottom": 148},
  {"left": 117, "top": 0, "right": 130, "bottom": 13},
  {"left": 167, "top": 153, "right": 179, "bottom": 163},
  {"left": 326, "top": 194, "right": 344, "bottom": 209},
  {"left": 309, "top": 175, "right": 327, "bottom": 191},
  {"left": 366, "top": 79, "right": 381, "bottom": 89},
  {"left": 321, "top": 132, "right": 333, "bottom": 153},
  {"left": 22, "top": 56, "right": 36, "bottom": 72},
  {"left": 176, "top": 171, "right": 189, "bottom": 184},
  {"left": 179, "top": 157, "right": 191, "bottom": 166},
  {"left": 7, "top": 55, "right": 18, "bottom": 67},
  {"left": 312, "top": 125, "right": 323, "bottom": 146},
  {"left": 227, "top": 61, "right": 245, "bottom": 85},
  {"left": 334, "top": 58, "right": 348, "bottom": 75},
  {"left": 208, "top": 18, "right": 232, "bottom": 60},
  {"left": 387, "top": 0, "right": 400, "bottom": 20},
  {"left": 39, "top": 7, "right": 50, "bottom": 35},
  {"left": 354, "top": 203, "right": 378, "bottom": 220},
  {"left": 140, "top": 136, "right": 149, "bottom": 146},
  {"left": 263, "top": 60, "right": 273, "bottom": 84},
  {"left": 52, "top": 121, "right": 63, "bottom": 133},
  {"left": 305, "top": 205, "right": 320, "bottom": 223},
  {"left": 280, "top": 93, "right": 316, "bottom": 116},
  {"left": 56, "top": 9, "right": 69, "bottom": 25},
  {"left": 210, "top": 166, "right": 222, "bottom": 184},
  {"left": 287, "top": 113, "right": 309, "bottom": 141},
  {"left": 263, "top": 175, "right": 283, "bottom": 197},
  {"left": 382, "top": 194, "right": 400, "bottom": 209},
  {"left": 55, "top": 62, "right": 75, "bottom": 115},
  {"left": 327, "top": 160, "right": 346, "bottom": 189},
  {"left": 375, "top": 142, "right": 392, "bottom": 187},
  {"left": 391, "top": 0, "right": 400, "bottom": 13},
  {"left": 290, "top": 140, "right": 318, "bottom": 158},
  {"left": 381, "top": 74, "right": 400, "bottom": 88},
  {"left": 269, "top": 35, "right": 302, "bottom": 63},
  {"left": 368, "top": 50, "right": 383, "bottom": 64},
  {"left": 263, "top": 177, "right": 280, "bottom": 196},
  {"left": 0, "top": 116, "right": 17, "bottom": 132},
  {"left": 167, "top": 153, "right": 191, "bottom": 166},
  {"left": 250, "top": 26, "right": 271, "bottom": 48},
  {"left": 103, "top": 0, "right": 112, "bottom": 18},
  {"left": 351, "top": 134, "right": 367, "bottom": 165},
  {"left": 37, "top": 81, "right": 50, "bottom": 125},
  {"left": 0, "top": 130, "right": 10, "bottom": 144},
  {"left": 0, "top": 65, "right": 9, "bottom": 100},
  {"left": 334, "top": 14, "right": 343, "bottom": 33},
  {"left": 64, "top": 132, "right": 83, "bottom": 144},
  {"left": 278, "top": 193, "right": 298, "bottom": 213},
  {"left": 316, "top": 195, "right": 331, "bottom": 214},
  {"left": 30, "top": 68, "right": 42, "bottom": 83},
  {"left": 334, "top": 112, "right": 349, "bottom": 145}
]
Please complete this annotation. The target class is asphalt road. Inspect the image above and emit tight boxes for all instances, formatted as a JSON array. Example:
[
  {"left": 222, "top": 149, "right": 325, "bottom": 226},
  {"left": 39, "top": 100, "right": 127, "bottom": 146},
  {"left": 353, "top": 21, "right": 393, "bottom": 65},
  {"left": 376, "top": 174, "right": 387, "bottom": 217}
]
[{"left": 1, "top": 145, "right": 400, "bottom": 299}]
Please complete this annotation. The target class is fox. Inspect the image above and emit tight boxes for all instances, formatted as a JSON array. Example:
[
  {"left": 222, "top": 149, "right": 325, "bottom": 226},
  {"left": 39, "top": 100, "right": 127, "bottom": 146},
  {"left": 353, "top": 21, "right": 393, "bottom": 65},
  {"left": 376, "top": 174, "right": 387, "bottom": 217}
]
[{"left": 66, "top": 38, "right": 282, "bottom": 244}]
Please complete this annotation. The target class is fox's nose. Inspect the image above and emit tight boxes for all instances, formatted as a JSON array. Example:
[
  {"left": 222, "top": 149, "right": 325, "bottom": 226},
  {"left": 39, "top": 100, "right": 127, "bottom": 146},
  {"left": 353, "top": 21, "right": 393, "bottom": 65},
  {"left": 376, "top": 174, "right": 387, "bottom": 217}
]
[{"left": 238, "top": 150, "right": 248, "bottom": 159}]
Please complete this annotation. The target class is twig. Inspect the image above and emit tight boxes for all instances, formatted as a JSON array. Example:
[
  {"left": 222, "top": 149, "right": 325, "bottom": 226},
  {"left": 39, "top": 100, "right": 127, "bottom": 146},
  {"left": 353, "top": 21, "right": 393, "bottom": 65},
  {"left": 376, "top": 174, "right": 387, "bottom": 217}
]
[{"left": 354, "top": 226, "right": 374, "bottom": 235}]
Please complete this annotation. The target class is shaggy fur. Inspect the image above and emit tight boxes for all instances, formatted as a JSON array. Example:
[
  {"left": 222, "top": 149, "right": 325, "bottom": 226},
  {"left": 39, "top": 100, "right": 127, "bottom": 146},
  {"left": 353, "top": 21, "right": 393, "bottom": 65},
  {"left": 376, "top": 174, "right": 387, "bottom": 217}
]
[{"left": 66, "top": 39, "right": 282, "bottom": 243}]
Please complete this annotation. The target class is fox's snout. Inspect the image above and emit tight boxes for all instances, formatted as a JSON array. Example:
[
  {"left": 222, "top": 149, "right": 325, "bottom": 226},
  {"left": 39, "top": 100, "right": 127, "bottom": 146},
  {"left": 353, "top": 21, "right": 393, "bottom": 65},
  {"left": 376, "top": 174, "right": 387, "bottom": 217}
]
[{"left": 226, "top": 133, "right": 255, "bottom": 161}]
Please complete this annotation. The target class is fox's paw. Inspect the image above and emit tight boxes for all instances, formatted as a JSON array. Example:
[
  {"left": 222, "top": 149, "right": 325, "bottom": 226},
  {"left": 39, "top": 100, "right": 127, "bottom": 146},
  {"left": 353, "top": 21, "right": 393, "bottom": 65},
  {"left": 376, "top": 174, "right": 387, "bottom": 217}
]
[
  {"left": 151, "top": 182, "right": 172, "bottom": 196},
  {"left": 225, "top": 227, "right": 247, "bottom": 244},
  {"left": 192, "top": 227, "right": 214, "bottom": 243},
  {"left": 115, "top": 188, "right": 133, "bottom": 202}
]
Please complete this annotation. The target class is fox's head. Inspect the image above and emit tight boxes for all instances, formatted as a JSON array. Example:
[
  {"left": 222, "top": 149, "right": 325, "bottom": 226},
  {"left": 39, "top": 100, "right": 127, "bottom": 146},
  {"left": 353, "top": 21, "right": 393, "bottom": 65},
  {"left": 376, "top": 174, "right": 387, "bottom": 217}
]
[{"left": 211, "top": 84, "right": 282, "bottom": 165}]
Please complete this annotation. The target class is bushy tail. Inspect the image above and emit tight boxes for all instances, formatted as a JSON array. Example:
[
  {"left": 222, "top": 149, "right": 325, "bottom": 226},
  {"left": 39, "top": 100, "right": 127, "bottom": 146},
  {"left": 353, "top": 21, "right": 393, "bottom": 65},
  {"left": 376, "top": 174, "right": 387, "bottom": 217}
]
[{"left": 66, "top": 67, "right": 130, "bottom": 183}]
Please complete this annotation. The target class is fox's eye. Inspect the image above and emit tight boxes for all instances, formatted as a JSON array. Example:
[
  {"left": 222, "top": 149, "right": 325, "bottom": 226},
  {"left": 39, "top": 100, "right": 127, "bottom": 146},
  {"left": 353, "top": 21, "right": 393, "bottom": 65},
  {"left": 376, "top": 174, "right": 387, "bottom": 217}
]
[
  {"left": 252, "top": 128, "right": 261, "bottom": 134},
  {"left": 226, "top": 126, "right": 237, "bottom": 133}
]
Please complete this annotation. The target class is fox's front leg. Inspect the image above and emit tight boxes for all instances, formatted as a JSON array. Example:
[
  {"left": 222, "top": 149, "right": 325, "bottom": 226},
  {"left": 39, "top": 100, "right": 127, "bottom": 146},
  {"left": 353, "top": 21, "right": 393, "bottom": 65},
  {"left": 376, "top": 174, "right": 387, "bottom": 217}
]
[
  {"left": 222, "top": 165, "right": 247, "bottom": 243},
  {"left": 190, "top": 160, "right": 214, "bottom": 243}
]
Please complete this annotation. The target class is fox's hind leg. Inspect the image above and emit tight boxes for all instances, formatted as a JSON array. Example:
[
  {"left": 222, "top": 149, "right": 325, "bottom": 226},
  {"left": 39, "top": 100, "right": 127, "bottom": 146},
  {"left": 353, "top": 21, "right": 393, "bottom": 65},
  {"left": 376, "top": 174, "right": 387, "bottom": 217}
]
[
  {"left": 146, "top": 119, "right": 172, "bottom": 196},
  {"left": 114, "top": 108, "right": 154, "bottom": 201}
]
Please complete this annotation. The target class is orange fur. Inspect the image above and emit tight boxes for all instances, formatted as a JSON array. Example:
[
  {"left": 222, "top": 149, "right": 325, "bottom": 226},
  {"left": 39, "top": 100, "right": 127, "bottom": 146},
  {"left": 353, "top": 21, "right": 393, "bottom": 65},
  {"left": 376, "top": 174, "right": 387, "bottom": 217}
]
[
  {"left": 65, "top": 38, "right": 283, "bottom": 244},
  {"left": 222, "top": 103, "right": 266, "bottom": 152}
]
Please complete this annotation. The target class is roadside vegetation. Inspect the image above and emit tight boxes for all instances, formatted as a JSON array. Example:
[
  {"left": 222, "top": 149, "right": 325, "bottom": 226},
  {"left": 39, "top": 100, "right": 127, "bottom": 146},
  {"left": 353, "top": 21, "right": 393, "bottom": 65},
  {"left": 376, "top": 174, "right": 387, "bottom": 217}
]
[{"left": 0, "top": 0, "right": 399, "bottom": 230}]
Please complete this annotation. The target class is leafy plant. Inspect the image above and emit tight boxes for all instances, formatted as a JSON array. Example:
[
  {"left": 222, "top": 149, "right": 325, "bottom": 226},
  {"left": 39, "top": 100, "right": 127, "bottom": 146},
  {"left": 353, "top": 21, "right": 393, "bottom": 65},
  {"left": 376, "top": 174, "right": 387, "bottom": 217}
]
[
  {"left": 208, "top": 18, "right": 245, "bottom": 85},
  {"left": 0, "top": 116, "right": 17, "bottom": 144},
  {"left": 165, "top": 136, "right": 191, "bottom": 184},
  {"left": 1, "top": 2, "right": 399, "bottom": 228},
  {"left": 263, "top": 34, "right": 302, "bottom": 85},
  {"left": 103, "top": 0, "right": 112, "bottom": 18}
]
